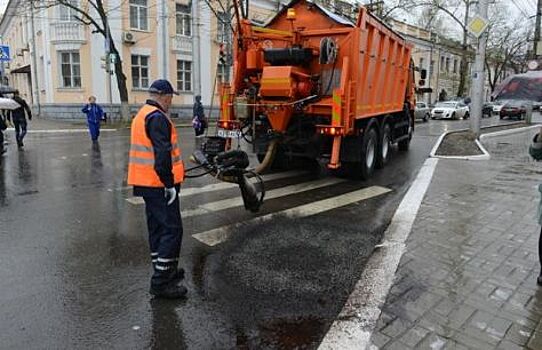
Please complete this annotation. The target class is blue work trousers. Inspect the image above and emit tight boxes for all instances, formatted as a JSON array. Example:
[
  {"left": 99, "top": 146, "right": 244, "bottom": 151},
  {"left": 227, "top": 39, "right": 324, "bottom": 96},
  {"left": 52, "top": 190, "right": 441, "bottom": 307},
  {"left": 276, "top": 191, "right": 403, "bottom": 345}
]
[
  {"left": 143, "top": 192, "right": 183, "bottom": 288},
  {"left": 88, "top": 122, "right": 100, "bottom": 141}
]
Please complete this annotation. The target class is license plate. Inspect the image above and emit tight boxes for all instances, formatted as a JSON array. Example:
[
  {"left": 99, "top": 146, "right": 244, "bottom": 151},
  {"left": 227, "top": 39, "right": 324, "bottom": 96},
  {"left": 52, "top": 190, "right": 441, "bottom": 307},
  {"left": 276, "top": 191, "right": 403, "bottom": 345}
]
[{"left": 217, "top": 128, "right": 241, "bottom": 138}]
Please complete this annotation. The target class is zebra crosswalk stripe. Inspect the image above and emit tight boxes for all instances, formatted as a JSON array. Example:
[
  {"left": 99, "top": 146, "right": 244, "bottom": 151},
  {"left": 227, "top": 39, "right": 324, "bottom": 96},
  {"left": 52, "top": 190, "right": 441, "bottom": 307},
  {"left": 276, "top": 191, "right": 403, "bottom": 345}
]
[
  {"left": 192, "top": 186, "right": 392, "bottom": 247},
  {"left": 125, "top": 170, "right": 307, "bottom": 205},
  {"left": 182, "top": 177, "right": 346, "bottom": 218}
]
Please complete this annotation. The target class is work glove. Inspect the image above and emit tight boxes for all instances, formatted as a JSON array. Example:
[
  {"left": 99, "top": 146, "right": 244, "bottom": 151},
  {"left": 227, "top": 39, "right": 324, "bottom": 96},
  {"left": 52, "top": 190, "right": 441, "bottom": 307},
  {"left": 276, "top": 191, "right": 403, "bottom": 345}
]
[{"left": 165, "top": 187, "right": 177, "bottom": 206}]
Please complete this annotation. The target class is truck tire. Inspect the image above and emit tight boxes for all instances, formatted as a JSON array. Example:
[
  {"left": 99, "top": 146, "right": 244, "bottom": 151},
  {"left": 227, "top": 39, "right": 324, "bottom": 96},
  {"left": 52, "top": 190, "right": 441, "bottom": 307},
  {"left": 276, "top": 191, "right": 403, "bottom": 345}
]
[
  {"left": 398, "top": 124, "right": 412, "bottom": 152},
  {"left": 342, "top": 127, "right": 377, "bottom": 180},
  {"left": 376, "top": 123, "right": 391, "bottom": 169},
  {"left": 398, "top": 137, "right": 410, "bottom": 152}
]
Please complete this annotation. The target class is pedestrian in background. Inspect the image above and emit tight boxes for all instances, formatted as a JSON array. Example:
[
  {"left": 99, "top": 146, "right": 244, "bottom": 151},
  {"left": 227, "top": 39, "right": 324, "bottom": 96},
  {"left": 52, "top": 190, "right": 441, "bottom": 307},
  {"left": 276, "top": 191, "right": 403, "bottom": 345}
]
[
  {"left": 192, "top": 95, "right": 206, "bottom": 138},
  {"left": 127, "top": 79, "right": 187, "bottom": 299},
  {"left": 529, "top": 129, "right": 542, "bottom": 285},
  {"left": 82, "top": 96, "right": 104, "bottom": 142},
  {"left": 9, "top": 90, "right": 32, "bottom": 149}
]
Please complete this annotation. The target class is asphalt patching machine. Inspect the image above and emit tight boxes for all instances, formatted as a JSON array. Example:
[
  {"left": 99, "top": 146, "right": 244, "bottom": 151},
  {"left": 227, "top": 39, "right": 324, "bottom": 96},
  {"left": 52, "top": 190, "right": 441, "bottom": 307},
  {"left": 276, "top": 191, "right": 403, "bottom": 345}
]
[{"left": 189, "top": 0, "right": 428, "bottom": 212}]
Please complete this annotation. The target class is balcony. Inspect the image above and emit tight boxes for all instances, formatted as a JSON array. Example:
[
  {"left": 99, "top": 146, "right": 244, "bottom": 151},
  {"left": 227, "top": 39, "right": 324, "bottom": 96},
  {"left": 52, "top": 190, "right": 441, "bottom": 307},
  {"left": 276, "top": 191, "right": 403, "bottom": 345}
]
[
  {"left": 171, "top": 35, "right": 193, "bottom": 54},
  {"left": 50, "top": 22, "right": 86, "bottom": 44}
]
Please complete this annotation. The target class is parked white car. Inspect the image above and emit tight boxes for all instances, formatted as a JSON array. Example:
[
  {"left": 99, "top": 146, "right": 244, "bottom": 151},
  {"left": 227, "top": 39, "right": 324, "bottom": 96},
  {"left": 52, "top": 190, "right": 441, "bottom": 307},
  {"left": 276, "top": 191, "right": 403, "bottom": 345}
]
[{"left": 431, "top": 101, "right": 470, "bottom": 120}]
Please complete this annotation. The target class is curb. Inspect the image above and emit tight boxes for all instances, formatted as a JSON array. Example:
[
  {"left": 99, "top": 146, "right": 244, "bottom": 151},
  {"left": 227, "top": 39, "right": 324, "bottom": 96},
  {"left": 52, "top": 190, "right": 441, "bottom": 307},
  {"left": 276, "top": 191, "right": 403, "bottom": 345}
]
[
  {"left": 429, "top": 128, "right": 490, "bottom": 160},
  {"left": 318, "top": 158, "right": 440, "bottom": 350},
  {"left": 479, "top": 124, "right": 540, "bottom": 139}
]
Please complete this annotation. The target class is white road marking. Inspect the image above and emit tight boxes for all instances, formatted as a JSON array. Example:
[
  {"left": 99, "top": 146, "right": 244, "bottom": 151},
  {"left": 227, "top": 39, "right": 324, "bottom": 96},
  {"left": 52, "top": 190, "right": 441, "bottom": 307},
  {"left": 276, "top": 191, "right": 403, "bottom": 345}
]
[
  {"left": 192, "top": 186, "right": 392, "bottom": 247},
  {"left": 126, "top": 197, "right": 144, "bottom": 205},
  {"left": 318, "top": 158, "right": 438, "bottom": 350},
  {"left": 125, "top": 170, "right": 306, "bottom": 204},
  {"left": 180, "top": 170, "right": 306, "bottom": 197},
  {"left": 182, "top": 177, "right": 345, "bottom": 218}
]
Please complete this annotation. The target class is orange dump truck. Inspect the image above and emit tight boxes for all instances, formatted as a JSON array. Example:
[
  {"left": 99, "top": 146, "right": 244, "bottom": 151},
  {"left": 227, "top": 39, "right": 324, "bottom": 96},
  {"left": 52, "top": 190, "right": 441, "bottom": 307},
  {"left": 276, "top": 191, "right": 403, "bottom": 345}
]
[{"left": 218, "top": 0, "right": 424, "bottom": 179}]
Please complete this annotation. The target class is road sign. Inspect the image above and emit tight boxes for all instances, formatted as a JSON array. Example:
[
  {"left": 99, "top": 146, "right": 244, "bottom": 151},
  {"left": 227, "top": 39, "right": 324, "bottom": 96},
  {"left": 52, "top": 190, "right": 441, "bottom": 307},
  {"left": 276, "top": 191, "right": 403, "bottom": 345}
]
[
  {"left": 0, "top": 46, "right": 10, "bottom": 62},
  {"left": 467, "top": 15, "right": 489, "bottom": 38}
]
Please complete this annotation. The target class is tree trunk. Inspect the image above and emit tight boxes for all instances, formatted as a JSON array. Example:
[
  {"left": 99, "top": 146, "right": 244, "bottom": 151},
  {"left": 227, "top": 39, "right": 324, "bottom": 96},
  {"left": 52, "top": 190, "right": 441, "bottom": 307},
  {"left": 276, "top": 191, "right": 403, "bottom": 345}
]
[
  {"left": 457, "top": 2, "right": 470, "bottom": 98},
  {"left": 457, "top": 52, "right": 468, "bottom": 97},
  {"left": 110, "top": 43, "right": 130, "bottom": 121}
]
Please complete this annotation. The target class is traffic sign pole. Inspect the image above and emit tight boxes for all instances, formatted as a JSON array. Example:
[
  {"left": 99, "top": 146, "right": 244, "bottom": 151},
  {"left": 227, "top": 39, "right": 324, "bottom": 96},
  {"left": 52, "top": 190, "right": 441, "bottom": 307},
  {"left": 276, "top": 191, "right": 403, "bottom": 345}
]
[{"left": 470, "top": 0, "right": 489, "bottom": 138}]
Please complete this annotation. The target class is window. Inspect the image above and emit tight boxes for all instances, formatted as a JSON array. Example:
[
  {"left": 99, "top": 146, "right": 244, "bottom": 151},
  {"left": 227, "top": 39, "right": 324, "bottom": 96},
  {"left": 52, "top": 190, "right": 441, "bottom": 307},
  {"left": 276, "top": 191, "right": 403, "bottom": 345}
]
[
  {"left": 445, "top": 57, "right": 450, "bottom": 72},
  {"left": 59, "top": 51, "right": 81, "bottom": 88},
  {"left": 217, "top": 12, "right": 229, "bottom": 43},
  {"left": 177, "top": 60, "right": 192, "bottom": 92},
  {"left": 440, "top": 56, "right": 444, "bottom": 72},
  {"left": 59, "top": 0, "right": 78, "bottom": 22},
  {"left": 131, "top": 55, "right": 149, "bottom": 89},
  {"left": 176, "top": 3, "right": 192, "bottom": 36},
  {"left": 430, "top": 60, "right": 434, "bottom": 76},
  {"left": 419, "top": 57, "right": 424, "bottom": 70},
  {"left": 453, "top": 59, "right": 458, "bottom": 74},
  {"left": 217, "top": 63, "right": 230, "bottom": 84},
  {"left": 130, "top": 0, "right": 148, "bottom": 31}
]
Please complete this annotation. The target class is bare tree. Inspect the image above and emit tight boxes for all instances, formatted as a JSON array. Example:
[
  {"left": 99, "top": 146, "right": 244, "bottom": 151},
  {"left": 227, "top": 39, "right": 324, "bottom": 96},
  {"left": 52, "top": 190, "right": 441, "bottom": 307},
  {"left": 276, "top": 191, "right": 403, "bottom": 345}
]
[
  {"left": 485, "top": 25, "right": 530, "bottom": 92},
  {"left": 40, "top": 0, "right": 130, "bottom": 120}
]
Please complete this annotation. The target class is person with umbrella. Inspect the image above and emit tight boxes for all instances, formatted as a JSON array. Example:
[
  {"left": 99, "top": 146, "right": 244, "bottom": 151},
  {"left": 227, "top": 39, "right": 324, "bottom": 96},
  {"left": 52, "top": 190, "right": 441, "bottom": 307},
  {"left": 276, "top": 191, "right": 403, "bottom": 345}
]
[{"left": 7, "top": 90, "right": 32, "bottom": 148}]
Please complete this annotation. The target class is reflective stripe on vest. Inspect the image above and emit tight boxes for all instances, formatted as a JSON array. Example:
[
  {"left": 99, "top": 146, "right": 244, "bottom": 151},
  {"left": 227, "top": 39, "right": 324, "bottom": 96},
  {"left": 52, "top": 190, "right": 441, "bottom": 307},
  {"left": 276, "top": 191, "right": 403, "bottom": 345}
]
[{"left": 127, "top": 104, "right": 185, "bottom": 187}]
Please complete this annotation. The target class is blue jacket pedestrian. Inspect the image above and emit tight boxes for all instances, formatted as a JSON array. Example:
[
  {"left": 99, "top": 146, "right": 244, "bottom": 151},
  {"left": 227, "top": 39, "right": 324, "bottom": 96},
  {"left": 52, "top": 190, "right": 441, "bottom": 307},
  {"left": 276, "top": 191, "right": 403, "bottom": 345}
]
[{"left": 82, "top": 96, "right": 104, "bottom": 142}]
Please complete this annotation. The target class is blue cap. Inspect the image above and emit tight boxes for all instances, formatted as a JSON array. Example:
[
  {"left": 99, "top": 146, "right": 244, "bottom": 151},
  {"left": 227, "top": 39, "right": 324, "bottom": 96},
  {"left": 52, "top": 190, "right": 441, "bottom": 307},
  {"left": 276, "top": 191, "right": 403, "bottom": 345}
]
[{"left": 148, "top": 79, "right": 179, "bottom": 95}]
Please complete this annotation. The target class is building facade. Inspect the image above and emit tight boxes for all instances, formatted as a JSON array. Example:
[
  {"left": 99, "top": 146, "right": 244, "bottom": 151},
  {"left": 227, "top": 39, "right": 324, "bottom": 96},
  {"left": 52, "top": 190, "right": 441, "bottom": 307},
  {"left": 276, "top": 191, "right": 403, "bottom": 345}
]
[
  {"left": 0, "top": 0, "right": 280, "bottom": 119},
  {"left": 0, "top": 1, "right": 509, "bottom": 119},
  {"left": 389, "top": 19, "right": 472, "bottom": 105}
]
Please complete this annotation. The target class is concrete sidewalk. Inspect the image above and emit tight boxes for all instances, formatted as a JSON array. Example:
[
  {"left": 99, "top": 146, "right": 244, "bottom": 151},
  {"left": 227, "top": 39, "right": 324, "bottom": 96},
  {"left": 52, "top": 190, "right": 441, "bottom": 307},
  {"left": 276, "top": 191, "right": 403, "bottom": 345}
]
[{"left": 370, "top": 128, "right": 542, "bottom": 349}]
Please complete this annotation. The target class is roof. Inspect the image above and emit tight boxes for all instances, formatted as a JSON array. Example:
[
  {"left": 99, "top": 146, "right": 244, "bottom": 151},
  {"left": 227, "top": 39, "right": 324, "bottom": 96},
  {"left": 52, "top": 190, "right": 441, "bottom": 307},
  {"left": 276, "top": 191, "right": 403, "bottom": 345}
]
[{"left": 265, "top": 0, "right": 354, "bottom": 27}]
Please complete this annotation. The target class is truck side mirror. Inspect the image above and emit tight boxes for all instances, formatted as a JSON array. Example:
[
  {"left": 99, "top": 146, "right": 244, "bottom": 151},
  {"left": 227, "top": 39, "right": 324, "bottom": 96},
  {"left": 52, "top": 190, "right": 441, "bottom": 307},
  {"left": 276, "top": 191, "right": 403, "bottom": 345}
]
[{"left": 420, "top": 69, "right": 427, "bottom": 80}]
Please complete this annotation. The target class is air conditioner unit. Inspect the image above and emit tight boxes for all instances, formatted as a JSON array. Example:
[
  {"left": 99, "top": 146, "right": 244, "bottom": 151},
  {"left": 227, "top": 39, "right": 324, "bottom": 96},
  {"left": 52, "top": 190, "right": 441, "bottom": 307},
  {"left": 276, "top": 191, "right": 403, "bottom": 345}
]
[{"left": 123, "top": 32, "right": 135, "bottom": 44}]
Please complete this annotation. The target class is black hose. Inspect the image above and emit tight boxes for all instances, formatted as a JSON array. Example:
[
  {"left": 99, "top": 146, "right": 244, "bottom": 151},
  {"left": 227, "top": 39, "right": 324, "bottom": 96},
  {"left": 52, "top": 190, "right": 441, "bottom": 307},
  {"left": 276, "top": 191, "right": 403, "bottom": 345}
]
[
  {"left": 245, "top": 170, "right": 265, "bottom": 206},
  {"left": 184, "top": 168, "right": 216, "bottom": 179}
]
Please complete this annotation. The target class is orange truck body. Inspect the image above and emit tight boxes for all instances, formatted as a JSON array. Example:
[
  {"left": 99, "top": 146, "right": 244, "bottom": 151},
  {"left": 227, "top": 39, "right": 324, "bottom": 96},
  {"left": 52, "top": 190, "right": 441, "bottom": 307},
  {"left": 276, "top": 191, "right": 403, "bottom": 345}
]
[{"left": 219, "top": 0, "right": 418, "bottom": 176}]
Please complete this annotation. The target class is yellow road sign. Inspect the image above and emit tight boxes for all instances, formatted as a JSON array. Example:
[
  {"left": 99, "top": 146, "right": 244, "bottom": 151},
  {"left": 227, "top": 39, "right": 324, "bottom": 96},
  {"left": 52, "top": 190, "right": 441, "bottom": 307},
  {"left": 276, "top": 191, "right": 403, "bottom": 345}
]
[{"left": 468, "top": 15, "right": 489, "bottom": 38}]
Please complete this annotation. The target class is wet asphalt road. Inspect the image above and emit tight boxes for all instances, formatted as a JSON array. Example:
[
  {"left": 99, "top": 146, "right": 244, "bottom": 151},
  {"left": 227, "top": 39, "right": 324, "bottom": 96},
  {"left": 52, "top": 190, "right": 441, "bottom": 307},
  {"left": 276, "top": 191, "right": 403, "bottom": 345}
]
[{"left": 0, "top": 115, "right": 521, "bottom": 349}]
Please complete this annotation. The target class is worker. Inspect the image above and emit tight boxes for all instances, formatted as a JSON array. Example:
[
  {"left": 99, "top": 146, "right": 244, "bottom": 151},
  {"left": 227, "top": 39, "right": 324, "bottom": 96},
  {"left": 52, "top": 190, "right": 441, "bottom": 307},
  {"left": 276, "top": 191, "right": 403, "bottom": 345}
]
[
  {"left": 8, "top": 90, "right": 32, "bottom": 148},
  {"left": 82, "top": 96, "right": 104, "bottom": 142},
  {"left": 127, "top": 79, "right": 187, "bottom": 299}
]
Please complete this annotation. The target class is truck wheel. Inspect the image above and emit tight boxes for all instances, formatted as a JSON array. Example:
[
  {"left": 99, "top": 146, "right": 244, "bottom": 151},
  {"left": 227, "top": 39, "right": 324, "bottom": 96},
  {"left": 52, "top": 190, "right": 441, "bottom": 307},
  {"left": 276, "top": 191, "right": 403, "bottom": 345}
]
[
  {"left": 376, "top": 123, "right": 391, "bottom": 169},
  {"left": 360, "top": 127, "right": 378, "bottom": 179}
]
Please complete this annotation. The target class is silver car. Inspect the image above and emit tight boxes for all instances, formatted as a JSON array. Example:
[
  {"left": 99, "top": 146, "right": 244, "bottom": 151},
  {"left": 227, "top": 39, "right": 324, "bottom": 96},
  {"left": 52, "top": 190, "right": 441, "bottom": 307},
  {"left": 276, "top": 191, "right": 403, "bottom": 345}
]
[{"left": 414, "top": 102, "right": 431, "bottom": 122}]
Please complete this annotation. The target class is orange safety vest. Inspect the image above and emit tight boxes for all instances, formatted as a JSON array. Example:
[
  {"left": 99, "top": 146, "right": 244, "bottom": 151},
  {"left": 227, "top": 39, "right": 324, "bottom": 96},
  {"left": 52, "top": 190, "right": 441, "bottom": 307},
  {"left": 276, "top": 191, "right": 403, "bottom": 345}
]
[{"left": 127, "top": 104, "right": 185, "bottom": 187}]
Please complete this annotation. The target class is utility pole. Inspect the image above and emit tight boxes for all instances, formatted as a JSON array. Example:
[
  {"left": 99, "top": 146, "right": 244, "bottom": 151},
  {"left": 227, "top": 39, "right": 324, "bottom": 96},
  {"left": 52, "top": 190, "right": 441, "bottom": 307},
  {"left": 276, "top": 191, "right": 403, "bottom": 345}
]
[
  {"left": 534, "top": 0, "right": 542, "bottom": 59},
  {"left": 29, "top": 0, "right": 40, "bottom": 117},
  {"left": 161, "top": 0, "right": 168, "bottom": 78},
  {"left": 470, "top": 0, "right": 489, "bottom": 137}
]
